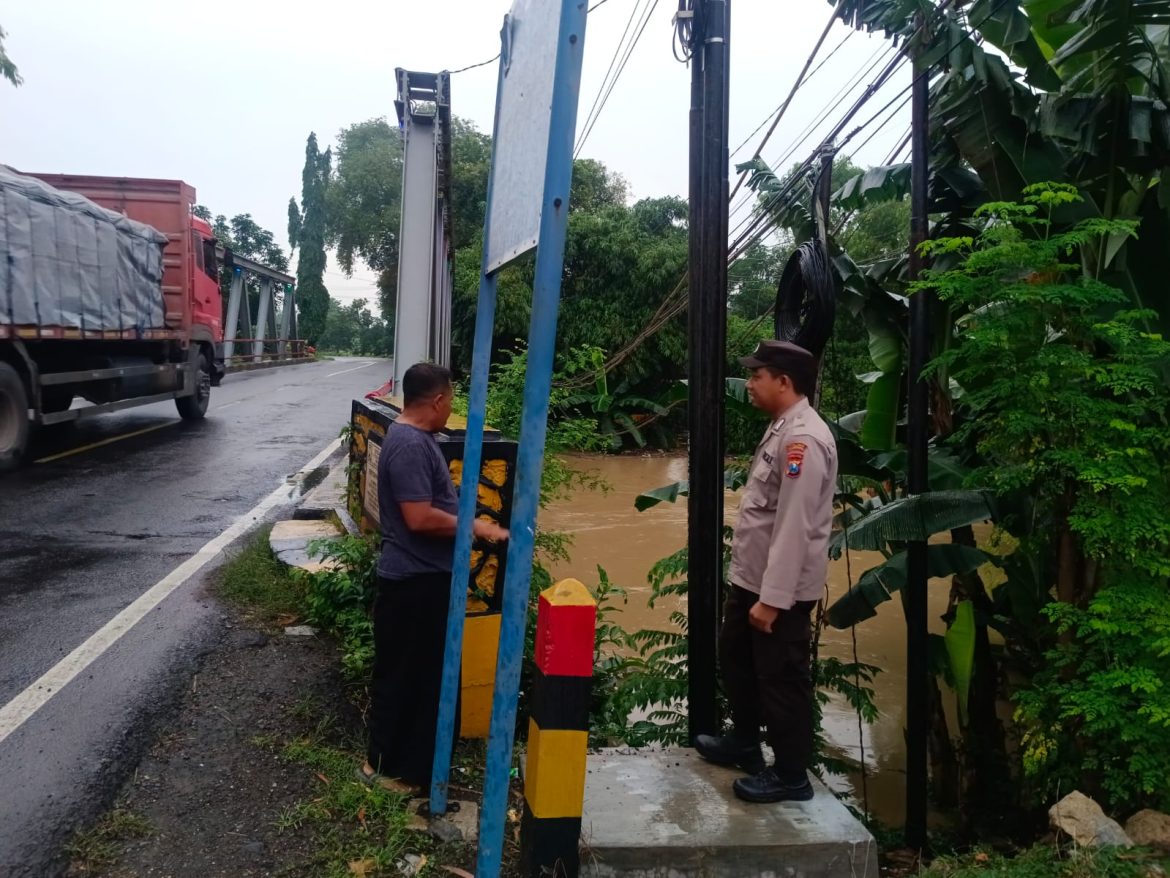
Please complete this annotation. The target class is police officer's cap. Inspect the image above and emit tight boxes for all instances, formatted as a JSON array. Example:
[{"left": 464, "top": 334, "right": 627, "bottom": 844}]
[{"left": 738, "top": 339, "right": 814, "bottom": 372}]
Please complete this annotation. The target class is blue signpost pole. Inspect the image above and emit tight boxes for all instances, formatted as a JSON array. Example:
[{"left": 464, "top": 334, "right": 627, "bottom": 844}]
[
  {"left": 475, "top": 4, "right": 588, "bottom": 875},
  {"left": 429, "top": 56, "right": 509, "bottom": 816},
  {"left": 428, "top": 272, "right": 498, "bottom": 814}
]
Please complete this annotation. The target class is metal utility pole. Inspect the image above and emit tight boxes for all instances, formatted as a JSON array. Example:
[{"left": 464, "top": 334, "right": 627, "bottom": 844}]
[
  {"left": 392, "top": 69, "right": 453, "bottom": 394},
  {"left": 687, "top": 0, "right": 729, "bottom": 741},
  {"left": 904, "top": 24, "right": 931, "bottom": 852}
]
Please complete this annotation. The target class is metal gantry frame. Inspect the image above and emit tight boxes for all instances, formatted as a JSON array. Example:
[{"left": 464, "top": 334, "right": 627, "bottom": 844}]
[{"left": 392, "top": 68, "right": 453, "bottom": 391}]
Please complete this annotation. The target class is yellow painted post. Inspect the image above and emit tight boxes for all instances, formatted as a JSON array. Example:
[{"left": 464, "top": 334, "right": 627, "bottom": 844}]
[{"left": 521, "top": 579, "right": 595, "bottom": 878}]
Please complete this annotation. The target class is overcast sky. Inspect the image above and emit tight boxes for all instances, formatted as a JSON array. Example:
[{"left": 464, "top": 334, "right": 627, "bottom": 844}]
[{"left": 0, "top": 0, "right": 908, "bottom": 304}]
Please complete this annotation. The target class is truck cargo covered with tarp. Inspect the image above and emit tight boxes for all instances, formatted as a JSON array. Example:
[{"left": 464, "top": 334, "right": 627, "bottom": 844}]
[{"left": 0, "top": 165, "right": 168, "bottom": 335}]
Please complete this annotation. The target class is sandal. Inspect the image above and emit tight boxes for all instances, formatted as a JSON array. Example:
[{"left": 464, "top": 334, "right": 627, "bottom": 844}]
[{"left": 355, "top": 764, "right": 420, "bottom": 795}]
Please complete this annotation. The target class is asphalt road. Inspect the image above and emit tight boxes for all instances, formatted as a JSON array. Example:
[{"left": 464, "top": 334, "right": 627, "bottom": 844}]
[{"left": 0, "top": 356, "right": 390, "bottom": 876}]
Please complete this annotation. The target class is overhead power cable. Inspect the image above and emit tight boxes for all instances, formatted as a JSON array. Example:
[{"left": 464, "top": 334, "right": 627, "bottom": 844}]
[
  {"left": 729, "top": 26, "right": 856, "bottom": 160},
  {"left": 726, "top": 40, "right": 898, "bottom": 237},
  {"left": 562, "top": 0, "right": 1012, "bottom": 387},
  {"left": 575, "top": 0, "right": 663, "bottom": 157},
  {"left": 728, "top": 48, "right": 906, "bottom": 253},
  {"left": 726, "top": 3, "right": 844, "bottom": 203},
  {"left": 447, "top": 0, "right": 614, "bottom": 75},
  {"left": 449, "top": 54, "right": 500, "bottom": 75}
]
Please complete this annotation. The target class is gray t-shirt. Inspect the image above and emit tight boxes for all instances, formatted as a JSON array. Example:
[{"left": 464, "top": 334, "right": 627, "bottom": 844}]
[{"left": 376, "top": 421, "right": 459, "bottom": 580}]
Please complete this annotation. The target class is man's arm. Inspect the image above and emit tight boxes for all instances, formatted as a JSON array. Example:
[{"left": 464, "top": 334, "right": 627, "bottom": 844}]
[
  {"left": 399, "top": 502, "right": 509, "bottom": 542},
  {"left": 750, "top": 437, "right": 828, "bottom": 630}
]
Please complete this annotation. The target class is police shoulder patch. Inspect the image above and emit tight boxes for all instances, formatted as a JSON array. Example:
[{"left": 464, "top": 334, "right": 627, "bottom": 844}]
[{"left": 784, "top": 442, "right": 807, "bottom": 479}]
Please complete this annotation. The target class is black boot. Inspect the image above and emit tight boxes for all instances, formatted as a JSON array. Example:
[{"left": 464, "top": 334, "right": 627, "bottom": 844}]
[
  {"left": 693, "top": 734, "right": 766, "bottom": 775},
  {"left": 732, "top": 767, "right": 814, "bottom": 804}
]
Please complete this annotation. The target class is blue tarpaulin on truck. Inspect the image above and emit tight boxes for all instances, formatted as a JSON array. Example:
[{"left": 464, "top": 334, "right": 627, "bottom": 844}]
[{"left": 0, "top": 165, "right": 168, "bottom": 333}]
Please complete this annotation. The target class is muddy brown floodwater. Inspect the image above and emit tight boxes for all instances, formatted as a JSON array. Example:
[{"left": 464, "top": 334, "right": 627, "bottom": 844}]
[{"left": 541, "top": 453, "right": 961, "bottom": 827}]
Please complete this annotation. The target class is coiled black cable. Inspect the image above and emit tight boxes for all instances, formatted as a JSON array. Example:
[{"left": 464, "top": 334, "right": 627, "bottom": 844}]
[{"left": 774, "top": 239, "right": 836, "bottom": 357}]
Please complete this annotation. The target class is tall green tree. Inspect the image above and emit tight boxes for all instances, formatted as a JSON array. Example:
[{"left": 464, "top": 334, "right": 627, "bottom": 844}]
[
  {"left": 0, "top": 26, "right": 21, "bottom": 87},
  {"left": 289, "top": 132, "right": 332, "bottom": 345},
  {"left": 327, "top": 118, "right": 403, "bottom": 325},
  {"left": 316, "top": 296, "right": 391, "bottom": 355},
  {"left": 325, "top": 117, "right": 636, "bottom": 367}
]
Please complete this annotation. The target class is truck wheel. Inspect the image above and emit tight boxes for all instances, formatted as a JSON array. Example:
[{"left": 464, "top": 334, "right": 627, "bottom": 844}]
[
  {"left": 176, "top": 351, "right": 211, "bottom": 420},
  {"left": 0, "top": 362, "right": 30, "bottom": 472}
]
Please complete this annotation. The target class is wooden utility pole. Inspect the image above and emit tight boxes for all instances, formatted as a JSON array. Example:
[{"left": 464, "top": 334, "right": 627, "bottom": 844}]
[
  {"left": 686, "top": 0, "right": 729, "bottom": 740},
  {"left": 904, "top": 18, "right": 931, "bottom": 851}
]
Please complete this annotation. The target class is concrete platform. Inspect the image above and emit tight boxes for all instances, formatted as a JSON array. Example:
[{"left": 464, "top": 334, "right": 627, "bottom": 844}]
[
  {"left": 268, "top": 518, "right": 343, "bottom": 573},
  {"left": 580, "top": 749, "right": 876, "bottom": 878}
]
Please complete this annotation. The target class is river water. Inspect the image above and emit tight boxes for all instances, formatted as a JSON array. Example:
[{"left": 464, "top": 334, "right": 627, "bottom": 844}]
[{"left": 541, "top": 453, "right": 958, "bottom": 826}]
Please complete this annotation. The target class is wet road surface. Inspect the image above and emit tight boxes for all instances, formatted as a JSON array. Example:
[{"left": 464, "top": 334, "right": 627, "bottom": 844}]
[{"left": 0, "top": 357, "right": 388, "bottom": 875}]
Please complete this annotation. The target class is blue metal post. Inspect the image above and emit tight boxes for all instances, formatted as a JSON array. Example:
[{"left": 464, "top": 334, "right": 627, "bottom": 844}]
[
  {"left": 429, "top": 56, "right": 510, "bottom": 816},
  {"left": 428, "top": 277, "right": 497, "bottom": 814},
  {"left": 475, "top": 3, "right": 588, "bottom": 875}
]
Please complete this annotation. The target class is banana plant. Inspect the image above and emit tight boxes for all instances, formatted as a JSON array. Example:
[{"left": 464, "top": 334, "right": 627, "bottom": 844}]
[
  {"left": 564, "top": 347, "right": 670, "bottom": 450},
  {"left": 826, "top": 0, "right": 1170, "bottom": 334}
]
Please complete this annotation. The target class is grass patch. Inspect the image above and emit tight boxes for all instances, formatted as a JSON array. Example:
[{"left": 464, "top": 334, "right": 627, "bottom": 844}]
[
  {"left": 253, "top": 715, "right": 447, "bottom": 878},
  {"left": 64, "top": 808, "right": 151, "bottom": 873},
  {"left": 925, "top": 845, "right": 1170, "bottom": 878},
  {"left": 217, "top": 528, "right": 306, "bottom": 626}
]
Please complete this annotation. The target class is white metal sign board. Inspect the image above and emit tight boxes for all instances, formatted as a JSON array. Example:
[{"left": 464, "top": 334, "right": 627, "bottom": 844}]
[{"left": 483, "top": 0, "right": 562, "bottom": 273}]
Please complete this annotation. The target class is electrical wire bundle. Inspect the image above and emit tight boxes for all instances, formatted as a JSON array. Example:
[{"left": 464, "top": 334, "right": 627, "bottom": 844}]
[{"left": 774, "top": 239, "right": 835, "bottom": 357}]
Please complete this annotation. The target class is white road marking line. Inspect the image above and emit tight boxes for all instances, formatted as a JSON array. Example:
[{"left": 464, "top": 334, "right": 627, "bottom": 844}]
[
  {"left": 326, "top": 362, "right": 379, "bottom": 378},
  {"left": 0, "top": 437, "right": 343, "bottom": 745},
  {"left": 217, "top": 400, "right": 244, "bottom": 409}
]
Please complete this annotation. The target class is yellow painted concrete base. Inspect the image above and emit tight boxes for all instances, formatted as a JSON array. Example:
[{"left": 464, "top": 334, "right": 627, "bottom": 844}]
[
  {"left": 524, "top": 718, "right": 589, "bottom": 819},
  {"left": 460, "top": 613, "right": 501, "bottom": 739}
]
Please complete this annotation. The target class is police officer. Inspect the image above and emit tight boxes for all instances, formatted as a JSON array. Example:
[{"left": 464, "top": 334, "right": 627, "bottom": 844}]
[{"left": 694, "top": 340, "right": 838, "bottom": 803}]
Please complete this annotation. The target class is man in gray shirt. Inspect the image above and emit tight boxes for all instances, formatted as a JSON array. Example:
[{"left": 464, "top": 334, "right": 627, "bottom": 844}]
[
  {"left": 360, "top": 363, "right": 508, "bottom": 791},
  {"left": 694, "top": 340, "right": 838, "bottom": 803}
]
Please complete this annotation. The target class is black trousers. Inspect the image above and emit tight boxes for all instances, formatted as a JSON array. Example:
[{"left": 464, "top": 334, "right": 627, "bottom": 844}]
[
  {"left": 368, "top": 572, "right": 454, "bottom": 786},
  {"left": 717, "top": 584, "right": 817, "bottom": 775}
]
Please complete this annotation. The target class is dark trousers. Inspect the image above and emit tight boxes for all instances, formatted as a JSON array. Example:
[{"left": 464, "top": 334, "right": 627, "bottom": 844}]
[
  {"left": 717, "top": 584, "right": 817, "bottom": 775},
  {"left": 368, "top": 572, "right": 454, "bottom": 786}
]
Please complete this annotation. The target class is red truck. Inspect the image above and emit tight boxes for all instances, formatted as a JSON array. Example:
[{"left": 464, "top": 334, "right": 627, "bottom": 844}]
[{"left": 0, "top": 168, "right": 223, "bottom": 470}]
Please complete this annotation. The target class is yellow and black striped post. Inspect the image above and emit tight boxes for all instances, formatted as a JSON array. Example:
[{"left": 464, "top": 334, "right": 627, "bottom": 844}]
[{"left": 521, "top": 578, "right": 595, "bottom": 878}]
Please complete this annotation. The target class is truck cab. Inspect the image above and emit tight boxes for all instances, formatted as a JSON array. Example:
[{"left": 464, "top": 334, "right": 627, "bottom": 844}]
[{"left": 190, "top": 214, "right": 225, "bottom": 382}]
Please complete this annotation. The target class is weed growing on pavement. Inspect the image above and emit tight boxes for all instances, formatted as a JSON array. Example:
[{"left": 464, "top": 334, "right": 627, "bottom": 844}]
[
  {"left": 217, "top": 527, "right": 305, "bottom": 625},
  {"left": 64, "top": 807, "right": 151, "bottom": 873}
]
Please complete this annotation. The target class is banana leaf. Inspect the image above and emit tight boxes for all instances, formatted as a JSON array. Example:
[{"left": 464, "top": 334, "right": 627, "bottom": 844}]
[
  {"left": 858, "top": 372, "right": 900, "bottom": 451},
  {"left": 828, "top": 489, "right": 996, "bottom": 559},
  {"left": 867, "top": 446, "right": 970, "bottom": 490},
  {"left": 634, "top": 467, "right": 747, "bottom": 512},
  {"left": 635, "top": 481, "right": 688, "bottom": 511},
  {"left": 668, "top": 378, "right": 763, "bottom": 420},
  {"left": 827, "top": 543, "right": 992, "bottom": 627},
  {"left": 968, "top": 0, "right": 1063, "bottom": 90},
  {"left": 944, "top": 599, "right": 977, "bottom": 725},
  {"left": 829, "top": 420, "right": 894, "bottom": 483}
]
